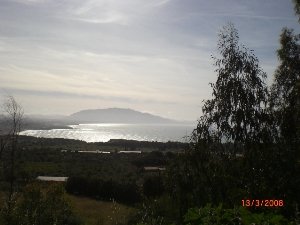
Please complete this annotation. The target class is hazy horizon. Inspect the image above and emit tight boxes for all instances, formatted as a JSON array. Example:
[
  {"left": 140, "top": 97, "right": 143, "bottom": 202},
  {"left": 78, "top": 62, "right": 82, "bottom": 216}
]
[
  {"left": 1, "top": 0, "right": 299, "bottom": 121},
  {"left": 24, "top": 107, "right": 195, "bottom": 123}
]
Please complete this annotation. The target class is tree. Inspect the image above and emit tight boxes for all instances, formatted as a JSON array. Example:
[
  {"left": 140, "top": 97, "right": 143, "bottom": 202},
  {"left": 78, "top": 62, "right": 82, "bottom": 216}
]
[
  {"left": 297, "top": 82, "right": 300, "bottom": 141},
  {"left": 269, "top": 27, "right": 300, "bottom": 211},
  {"left": 193, "top": 23, "right": 269, "bottom": 148},
  {"left": 167, "top": 24, "right": 271, "bottom": 212},
  {"left": 1, "top": 96, "right": 23, "bottom": 200},
  {"left": 293, "top": 0, "right": 300, "bottom": 22},
  {"left": 190, "top": 24, "right": 300, "bottom": 206},
  {"left": 191, "top": 24, "right": 271, "bottom": 201},
  {"left": 0, "top": 130, "right": 9, "bottom": 163},
  {"left": 270, "top": 28, "right": 300, "bottom": 143}
]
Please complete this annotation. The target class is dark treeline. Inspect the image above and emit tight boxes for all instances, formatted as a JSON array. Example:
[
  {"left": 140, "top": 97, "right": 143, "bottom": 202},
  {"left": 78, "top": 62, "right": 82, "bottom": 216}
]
[
  {"left": 10, "top": 135, "right": 188, "bottom": 152},
  {"left": 102, "top": 139, "right": 189, "bottom": 151},
  {"left": 65, "top": 177, "right": 141, "bottom": 205}
]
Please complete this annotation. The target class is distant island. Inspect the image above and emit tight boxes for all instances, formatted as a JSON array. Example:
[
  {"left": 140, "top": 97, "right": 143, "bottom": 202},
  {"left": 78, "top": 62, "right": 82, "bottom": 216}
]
[
  {"left": 69, "top": 108, "right": 178, "bottom": 124},
  {"left": 0, "top": 108, "right": 193, "bottom": 133}
]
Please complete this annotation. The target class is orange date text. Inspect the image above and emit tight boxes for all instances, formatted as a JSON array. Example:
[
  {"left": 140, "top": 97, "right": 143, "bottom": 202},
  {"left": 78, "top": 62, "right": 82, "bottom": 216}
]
[{"left": 241, "top": 199, "right": 284, "bottom": 207}]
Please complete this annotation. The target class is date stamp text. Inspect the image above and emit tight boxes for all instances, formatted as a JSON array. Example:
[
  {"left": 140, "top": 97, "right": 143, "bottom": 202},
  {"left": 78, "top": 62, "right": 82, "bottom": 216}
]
[{"left": 241, "top": 199, "right": 284, "bottom": 207}]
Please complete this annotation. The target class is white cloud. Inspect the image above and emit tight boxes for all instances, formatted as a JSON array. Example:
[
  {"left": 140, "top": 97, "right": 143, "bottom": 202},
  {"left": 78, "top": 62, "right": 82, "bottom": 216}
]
[
  {"left": 0, "top": 0, "right": 299, "bottom": 120},
  {"left": 71, "top": 15, "right": 128, "bottom": 25},
  {"left": 150, "top": 0, "right": 171, "bottom": 7},
  {"left": 12, "top": 0, "right": 47, "bottom": 4}
]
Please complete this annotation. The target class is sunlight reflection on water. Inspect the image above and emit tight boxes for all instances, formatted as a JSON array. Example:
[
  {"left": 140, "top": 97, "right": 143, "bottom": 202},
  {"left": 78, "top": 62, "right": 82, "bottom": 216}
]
[{"left": 20, "top": 123, "right": 195, "bottom": 143}]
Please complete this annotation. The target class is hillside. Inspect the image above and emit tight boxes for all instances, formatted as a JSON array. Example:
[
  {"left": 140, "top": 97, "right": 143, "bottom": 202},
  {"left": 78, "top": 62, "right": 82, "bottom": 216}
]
[{"left": 69, "top": 108, "right": 176, "bottom": 124}]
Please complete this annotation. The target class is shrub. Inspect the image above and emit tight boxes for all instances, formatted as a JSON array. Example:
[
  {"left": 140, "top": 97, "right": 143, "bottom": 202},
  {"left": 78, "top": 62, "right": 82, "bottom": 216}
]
[
  {"left": 0, "top": 183, "right": 82, "bottom": 225},
  {"left": 184, "top": 204, "right": 292, "bottom": 225}
]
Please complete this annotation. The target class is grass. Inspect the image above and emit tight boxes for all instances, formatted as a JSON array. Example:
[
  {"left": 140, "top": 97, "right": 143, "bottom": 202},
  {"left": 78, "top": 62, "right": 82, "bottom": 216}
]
[{"left": 67, "top": 194, "right": 137, "bottom": 225}]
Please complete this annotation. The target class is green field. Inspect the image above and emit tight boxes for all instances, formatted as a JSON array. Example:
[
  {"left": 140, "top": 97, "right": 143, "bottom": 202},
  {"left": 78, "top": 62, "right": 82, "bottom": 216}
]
[{"left": 67, "top": 194, "right": 136, "bottom": 225}]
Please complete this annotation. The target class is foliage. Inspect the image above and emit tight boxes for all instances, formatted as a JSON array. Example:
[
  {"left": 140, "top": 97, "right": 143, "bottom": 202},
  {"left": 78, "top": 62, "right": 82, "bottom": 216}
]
[
  {"left": 1, "top": 96, "right": 24, "bottom": 200},
  {"left": 143, "top": 175, "right": 165, "bottom": 198},
  {"left": 132, "top": 151, "right": 167, "bottom": 167},
  {"left": 129, "top": 203, "right": 164, "bottom": 225},
  {"left": 166, "top": 151, "right": 202, "bottom": 217},
  {"left": 270, "top": 28, "right": 300, "bottom": 142},
  {"left": 128, "top": 195, "right": 179, "bottom": 225},
  {"left": 184, "top": 204, "right": 292, "bottom": 225},
  {"left": 269, "top": 27, "right": 300, "bottom": 212},
  {"left": 169, "top": 23, "right": 270, "bottom": 210},
  {"left": 166, "top": 145, "right": 246, "bottom": 218},
  {"left": 293, "top": 0, "right": 300, "bottom": 22},
  {"left": 166, "top": 23, "right": 300, "bottom": 222},
  {"left": 66, "top": 176, "right": 141, "bottom": 204},
  {"left": 190, "top": 23, "right": 274, "bottom": 202},
  {"left": 0, "top": 183, "right": 82, "bottom": 225},
  {"left": 193, "top": 23, "right": 269, "bottom": 146}
]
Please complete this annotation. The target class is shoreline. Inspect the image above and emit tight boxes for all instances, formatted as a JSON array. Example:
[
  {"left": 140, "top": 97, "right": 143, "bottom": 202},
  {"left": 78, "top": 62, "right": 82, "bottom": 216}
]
[{"left": 17, "top": 133, "right": 190, "bottom": 144}]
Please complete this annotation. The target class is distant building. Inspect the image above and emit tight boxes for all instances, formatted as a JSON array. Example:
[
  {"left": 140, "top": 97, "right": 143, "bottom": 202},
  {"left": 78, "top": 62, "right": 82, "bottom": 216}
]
[
  {"left": 36, "top": 176, "right": 68, "bottom": 182},
  {"left": 143, "top": 167, "right": 166, "bottom": 172},
  {"left": 61, "top": 150, "right": 111, "bottom": 154},
  {"left": 78, "top": 150, "right": 110, "bottom": 154},
  {"left": 118, "top": 150, "right": 141, "bottom": 154}
]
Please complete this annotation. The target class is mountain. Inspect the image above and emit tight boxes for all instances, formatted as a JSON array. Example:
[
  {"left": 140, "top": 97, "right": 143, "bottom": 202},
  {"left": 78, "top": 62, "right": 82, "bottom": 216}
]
[
  {"left": 69, "top": 108, "right": 177, "bottom": 124},
  {"left": 25, "top": 114, "right": 67, "bottom": 120}
]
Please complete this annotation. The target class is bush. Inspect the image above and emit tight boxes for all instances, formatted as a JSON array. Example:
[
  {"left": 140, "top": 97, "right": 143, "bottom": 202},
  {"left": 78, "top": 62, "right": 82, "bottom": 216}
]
[
  {"left": 184, "top": 204, "right": 292, "bottom": 225},
  {"left": 0, "top": 183, "right": 82, "bottom": 225}
]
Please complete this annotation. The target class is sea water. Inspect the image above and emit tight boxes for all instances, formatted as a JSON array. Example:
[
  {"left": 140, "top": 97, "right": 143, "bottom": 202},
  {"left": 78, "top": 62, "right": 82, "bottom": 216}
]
[{"left": 20, "top": 123, "right": 195, "bottom": 143}]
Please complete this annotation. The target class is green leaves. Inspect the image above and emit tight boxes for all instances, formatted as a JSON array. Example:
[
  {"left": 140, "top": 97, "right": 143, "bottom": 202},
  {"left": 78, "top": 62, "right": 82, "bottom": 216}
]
[
  {"left": 184, "top": 204, "right": 291, "bottom": 225},
  {"left": 270, "top": 28, "right": 300, "bottom": 143},
  {"left": 293, "top": 0, "right": 300, "bottom": 22},
  {"left": 0, "top": 183, "right": 82, "bottom": 225}
]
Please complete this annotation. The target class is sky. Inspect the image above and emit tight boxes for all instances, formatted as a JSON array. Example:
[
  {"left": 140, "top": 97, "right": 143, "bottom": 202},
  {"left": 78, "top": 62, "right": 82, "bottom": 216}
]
[{"left": 0, "top": 0, "right": 299, "bottom": 121}]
